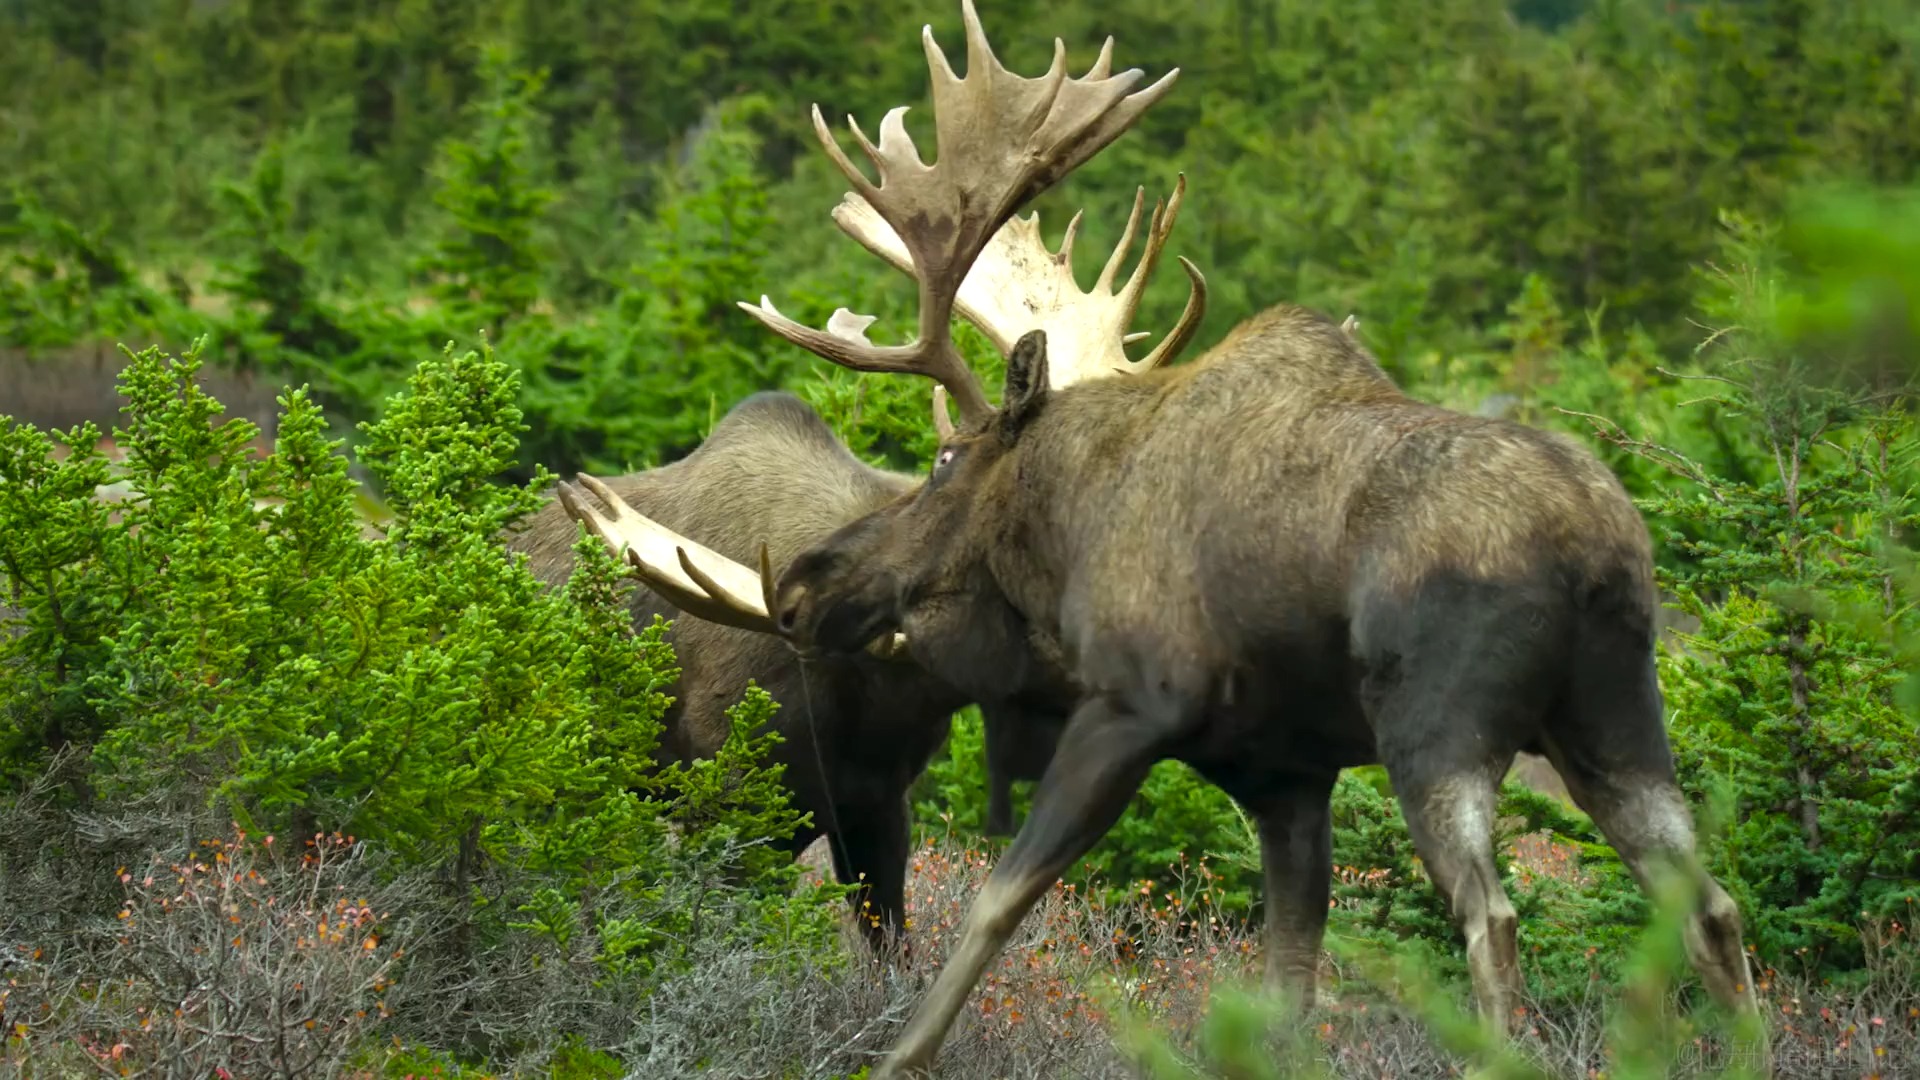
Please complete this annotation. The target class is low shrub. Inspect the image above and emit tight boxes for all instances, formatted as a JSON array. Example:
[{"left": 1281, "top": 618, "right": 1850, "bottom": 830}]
[{"left": 1, "top": 338, "right": 847, "bottom": 1073}]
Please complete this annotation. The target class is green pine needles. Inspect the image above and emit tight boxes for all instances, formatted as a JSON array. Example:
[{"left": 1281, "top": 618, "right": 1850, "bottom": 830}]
[{"left": 1, "top": 336, "right": 843, "bottom": 994}]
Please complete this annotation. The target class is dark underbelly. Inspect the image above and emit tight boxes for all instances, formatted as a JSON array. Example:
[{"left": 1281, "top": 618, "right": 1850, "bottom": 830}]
[{"left": 1171, "top": 664, "right": 1378, "bottom": 802}]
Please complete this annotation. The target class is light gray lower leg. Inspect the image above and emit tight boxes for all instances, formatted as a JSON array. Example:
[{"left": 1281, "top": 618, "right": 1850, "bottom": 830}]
[
  {"left": 872, "top": 696, "right": 1165, "bottom": 1080},
  {"left": 1558, "top": 771, "right": 1760, "bottom": 1015},
  {"left": 1399, "top": 771, "right": 1525, "bottom": 1028}
]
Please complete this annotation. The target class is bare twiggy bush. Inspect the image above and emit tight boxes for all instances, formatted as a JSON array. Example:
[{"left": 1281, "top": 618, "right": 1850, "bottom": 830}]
[
  {"left": 764, "top": 831, "right": 1269, "bottom": 1079},
  {"left": 3, "top": 783, "right": 842, "bottom": 1078},
  {"left": 8, "top": 811, "right": 1916, "bottom": 1079},
  {"left": 367, "top": 838, "right": 806, "bottom": 1074},
  {"left": 0, "top": 751, "right": 227, "bottom": 945},
  {"left": 783, "top": 833, "right": 1920, "bottom": 1080},
  {"left": 5, "top": 825, "right": 412, "bottom": 1079}
]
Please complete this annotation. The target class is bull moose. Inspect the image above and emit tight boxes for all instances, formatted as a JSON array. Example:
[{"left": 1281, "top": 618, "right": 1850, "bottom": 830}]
[
  {"left": 513, "top": 164, "right": 1209, "bottom": 944},
  {"left": 565, "top": 2, "right": 1767, "bottom": 1075},
  {"left": 506, "top": 391, "right": 1074, "bottom": 953}
]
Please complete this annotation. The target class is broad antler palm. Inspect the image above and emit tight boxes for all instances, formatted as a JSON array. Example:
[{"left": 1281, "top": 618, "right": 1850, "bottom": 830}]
[
  {"left": 564, "top": 0, "right": 1193, "bottom": 652},
  {"left": 742, "top": 0, "right": 1194, "bottom": 423},
  {"left": 843, "top": 175, "right": 1207, "bottom": 422}
]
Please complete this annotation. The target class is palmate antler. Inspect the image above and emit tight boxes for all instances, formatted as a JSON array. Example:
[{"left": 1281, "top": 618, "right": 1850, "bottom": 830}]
[
  {"left": 740, "top": 0, "right": 1185, "bottom": 426},
  {"left": 562, "top": 0, "right": 1187, "bottom": 654},
  {"left": 557, "top": 475, "right": 909, "bottom": 660},
  {"left": 842, "top": 174, "right": 1208, "bottom": 436},
  {"left": 841, "top": 175, "right": 1208, "bottom": 406}
]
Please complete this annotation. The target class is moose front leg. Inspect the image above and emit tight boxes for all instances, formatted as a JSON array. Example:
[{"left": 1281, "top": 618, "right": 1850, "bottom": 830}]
[
  {"left": 1250, "top": 774, "right": 1338, "bottom": 1008},
  {"left": 872, "top": 693, "right": 1170, "bottom": 1079},
  {"left": 829, "top": 797, "right": 913, "bottom": 960}
]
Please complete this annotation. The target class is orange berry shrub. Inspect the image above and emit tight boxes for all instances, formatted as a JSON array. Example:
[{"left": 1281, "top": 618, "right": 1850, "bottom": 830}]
[
  {"left": 5, "top": 829, "right": 404, "bottom": 1077},
  {"left": 830, "top": 832, "right": 1920, "bottom": 1079}
]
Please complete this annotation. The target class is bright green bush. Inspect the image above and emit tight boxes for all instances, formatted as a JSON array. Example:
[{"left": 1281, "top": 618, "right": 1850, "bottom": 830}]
[
  {"left": 910, "top": 709, "right": 1264, "bottom": 916},
  {"left": 1626, "top": 217, "right": 1920, "bottom": 973},
  {"left": 0, "top": 338, "right": 848, "bottom": 1057}
]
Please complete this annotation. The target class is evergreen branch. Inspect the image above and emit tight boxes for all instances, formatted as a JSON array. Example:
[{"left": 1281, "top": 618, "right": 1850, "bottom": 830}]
[{"left": 1552, "top": 407, "right": 1725, "bottom": 498}]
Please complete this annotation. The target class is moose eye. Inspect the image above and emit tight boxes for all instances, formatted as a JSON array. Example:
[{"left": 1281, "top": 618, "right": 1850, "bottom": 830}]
[{"left": 934, "top": 447, "right": 958, "bottom": 471}]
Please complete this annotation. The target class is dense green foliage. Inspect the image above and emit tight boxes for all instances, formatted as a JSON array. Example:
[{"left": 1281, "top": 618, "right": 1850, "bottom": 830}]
[
  {"left": 4, "top": 0, "right": 1920, "bottom": 1071},
  {"left": 5, "top": 0, "right": 1918, "bottom": 472},
  {"left": 1, "top": 343, "right": 848, "bottom": 1070}
]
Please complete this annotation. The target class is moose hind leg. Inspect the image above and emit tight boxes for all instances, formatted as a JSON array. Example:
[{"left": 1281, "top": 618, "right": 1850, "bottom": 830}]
[
  {"left": 982, "top": 704, "right": 1021, "bottom": 837},
  {"left": 1249, "top": 775, "right": 1338, "bottom": 1009},
  {"left": 872, "top": 690, "right": 1177, "bottom": 1079},
  {"left": 1545, "top": 639, "right": 1760, "bottom": 1017},
  {"left": 1361, "top": 577, "right": 1555, "bottom": 1029},
  {"left": 1392, "top": 764, "right": 1526, "bottom": 1026},
  {"left": 1560, "top": 769, "right": 1757, "bottom": 1013}
]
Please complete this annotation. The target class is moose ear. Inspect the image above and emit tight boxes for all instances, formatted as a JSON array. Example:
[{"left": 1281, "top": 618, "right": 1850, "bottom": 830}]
[{"left": 1000, "top": 330, "right": 1050, "bottom": 441}]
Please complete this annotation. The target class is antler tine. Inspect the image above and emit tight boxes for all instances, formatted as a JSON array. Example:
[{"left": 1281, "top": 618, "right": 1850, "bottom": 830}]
[
  {"left": 558, "top": 475, "right": 911, "bottom": 660},
  {"left": 1094, "top": 186, "right": 1150, "bottom": 296},
  {"left": 558, "top": 475, "right": 773, "bottom": 634},
  {"left": 1083, "top": 37, "right": 1117, "bottom": 80},
  {"left": 1106, "top": 175, "right": 1208, "bottom": 376},
  {"left": 1132, "top": 255, "right": 1208, "bottom": 374},
  {"left": 931, "top": 385, "right": 957, "bottom": 442},
  {"left": 743, "top": 0, "right": 1178, "bottom": 427}
]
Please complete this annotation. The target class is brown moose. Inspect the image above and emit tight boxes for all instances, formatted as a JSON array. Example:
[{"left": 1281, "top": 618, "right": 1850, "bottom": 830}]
[
  {"left": 506, "top": 390, "right": 1078, "bottom": 954},
  {"left": 566, "top": 2, "right": 1767, "bottom": 1075},
  {"left": 511, "top": 160, "right": 1210, "bottom": 945}
]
